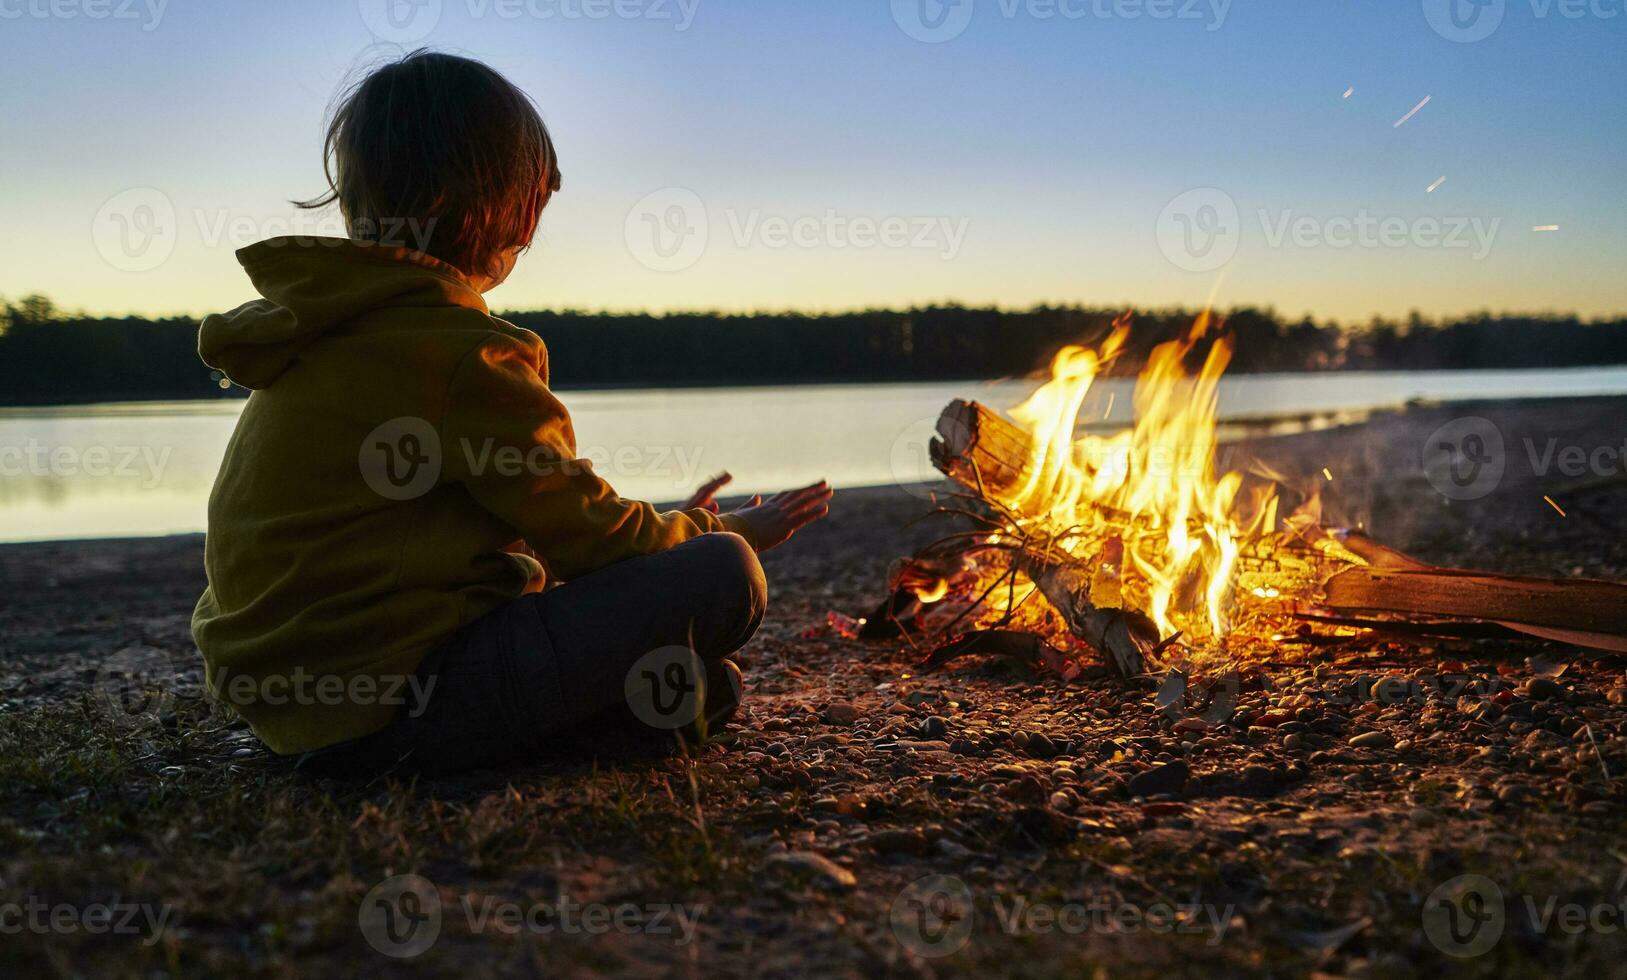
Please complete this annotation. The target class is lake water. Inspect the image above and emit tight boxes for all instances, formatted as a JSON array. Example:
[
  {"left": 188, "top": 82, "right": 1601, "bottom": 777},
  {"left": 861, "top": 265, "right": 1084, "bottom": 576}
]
[{"left": 3, "top": 367, "right": 1627, "bottom": 544}]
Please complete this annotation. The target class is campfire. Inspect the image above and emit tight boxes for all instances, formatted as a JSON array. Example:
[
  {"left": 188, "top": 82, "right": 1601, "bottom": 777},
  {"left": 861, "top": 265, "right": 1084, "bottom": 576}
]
[{"left": 870, "top": 312, "right": 1627, "bottom": 683}]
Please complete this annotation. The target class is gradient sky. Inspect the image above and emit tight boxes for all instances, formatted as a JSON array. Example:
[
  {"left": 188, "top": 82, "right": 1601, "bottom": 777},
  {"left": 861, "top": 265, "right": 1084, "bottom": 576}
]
[{"left": 1, "top": 0, "right": 1623, "bottom": 321}]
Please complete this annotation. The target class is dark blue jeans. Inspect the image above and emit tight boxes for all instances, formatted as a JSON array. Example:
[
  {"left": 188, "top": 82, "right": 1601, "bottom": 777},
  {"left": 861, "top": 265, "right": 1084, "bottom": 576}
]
[{"left": 297, "top": 532, "right": 767, "bottom": 776}]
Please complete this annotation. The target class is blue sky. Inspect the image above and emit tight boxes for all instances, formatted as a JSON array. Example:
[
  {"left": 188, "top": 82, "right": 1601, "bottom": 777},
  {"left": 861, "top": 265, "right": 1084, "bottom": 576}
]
[{"left": 1, "top": 0, "right": 1622, "bottom": 320}]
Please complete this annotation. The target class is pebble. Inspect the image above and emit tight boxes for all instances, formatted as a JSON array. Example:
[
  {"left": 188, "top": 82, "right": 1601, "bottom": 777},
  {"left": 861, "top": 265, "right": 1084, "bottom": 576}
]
[
  {"left": 1496, "top": 783, "right": 1529, "bottom": 803},
  {"left": 1127, "top": 760, "right": 1189, "bottom": 798},
  {"left": 765, "top": 851, "right": 857, "bottom": 890},
  {"left": 863, "top": 828, "right": 930, "bottom": 856},
  {"left": 1349, "top": 731, "right": 1394, "bottom": 749},
  {"left": 823, "top": 702, "right": 862, "bottom": 725},
  {"left": 1526, "top": 678, "right": 1569, "bottom": 701},
  {"left": 1025, "top": 733, "right": 1057, "bottom": 758}
]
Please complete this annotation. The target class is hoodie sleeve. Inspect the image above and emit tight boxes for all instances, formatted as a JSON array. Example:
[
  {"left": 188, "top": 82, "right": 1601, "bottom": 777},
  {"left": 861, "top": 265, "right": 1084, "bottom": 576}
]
[{"left": 442, "top": 330, "right": 755, "bottom": 580}]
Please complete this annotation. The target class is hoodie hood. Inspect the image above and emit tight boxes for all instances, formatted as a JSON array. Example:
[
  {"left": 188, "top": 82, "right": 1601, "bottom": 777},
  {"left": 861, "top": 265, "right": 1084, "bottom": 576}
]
[{"left": 199, "top": 237, "right": 487, "bottom": 389}]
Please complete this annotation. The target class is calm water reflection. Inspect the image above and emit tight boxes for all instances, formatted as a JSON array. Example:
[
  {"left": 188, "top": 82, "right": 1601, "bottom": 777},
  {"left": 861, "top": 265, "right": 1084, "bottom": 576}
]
[{"left": 4, "top": 368, "right": 1626, "bottom": 543}]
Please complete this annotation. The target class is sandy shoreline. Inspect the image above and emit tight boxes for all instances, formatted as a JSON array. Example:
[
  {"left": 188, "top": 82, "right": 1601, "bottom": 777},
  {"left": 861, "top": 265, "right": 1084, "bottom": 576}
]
[
  {"left": 4, "top": 394, "right": 1626, "bottom": 707},
  {"left": 3, "top": 395, "right": 1627, "bottom": 975}
]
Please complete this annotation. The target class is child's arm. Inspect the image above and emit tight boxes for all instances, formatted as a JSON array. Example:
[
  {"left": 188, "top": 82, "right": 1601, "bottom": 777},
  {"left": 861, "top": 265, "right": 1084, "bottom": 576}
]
[
  {"left": 443, "top": 332, "right": 753, "bottom": 580},
  {"left": 682, "top": 472, "right": 834, "bottom": 549}
]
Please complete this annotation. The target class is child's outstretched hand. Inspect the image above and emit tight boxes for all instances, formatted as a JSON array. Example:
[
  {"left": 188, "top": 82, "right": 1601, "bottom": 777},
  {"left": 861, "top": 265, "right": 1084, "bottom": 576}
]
[
  {"left": 728, "top": 480, "right": 832, "bottom": 552},
  {"left": 683, "top": 472, "right": 735, "bottom": 512}
]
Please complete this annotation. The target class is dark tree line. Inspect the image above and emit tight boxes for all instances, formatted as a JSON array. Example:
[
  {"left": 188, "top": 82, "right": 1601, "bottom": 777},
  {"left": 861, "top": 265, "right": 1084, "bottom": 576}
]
[{"left": 2, "top": 294, "right": 1624, "bottom": 406}]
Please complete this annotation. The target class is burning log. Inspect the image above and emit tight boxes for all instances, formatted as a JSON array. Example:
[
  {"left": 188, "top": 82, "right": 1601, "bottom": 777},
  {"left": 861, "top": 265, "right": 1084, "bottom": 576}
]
[
  {"left": 1020, "top": 556, "right": 1162, "bottom": 677},
  {"left": 927, "top": 397, "right": 1627, "bottom": 660}
]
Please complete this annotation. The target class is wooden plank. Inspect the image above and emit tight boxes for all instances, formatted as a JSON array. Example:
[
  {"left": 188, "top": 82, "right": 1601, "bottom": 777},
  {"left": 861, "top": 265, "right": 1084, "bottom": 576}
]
[{"left": 1322, "top": 564, "right": 1627, "bottom": 636}]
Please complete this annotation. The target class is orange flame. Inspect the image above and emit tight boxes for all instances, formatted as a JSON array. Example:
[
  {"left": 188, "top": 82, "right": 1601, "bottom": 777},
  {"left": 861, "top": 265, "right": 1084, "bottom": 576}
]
[{"left": 1003, "top": 312, "right": 1276, "bottom": 646}]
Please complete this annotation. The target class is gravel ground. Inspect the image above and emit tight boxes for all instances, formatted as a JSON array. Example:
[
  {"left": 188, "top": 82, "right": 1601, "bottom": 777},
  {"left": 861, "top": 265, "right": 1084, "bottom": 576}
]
[{"left": 2, "top": 396, "right": 1627, "bottom": 977}]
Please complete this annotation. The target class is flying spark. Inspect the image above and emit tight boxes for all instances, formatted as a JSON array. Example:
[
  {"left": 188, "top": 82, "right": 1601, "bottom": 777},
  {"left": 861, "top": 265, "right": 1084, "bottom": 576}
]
[
  {"left": 1342, "top": 86, "right": 1354, "bottom": 99},
  {"left": 1544, "top": 495, "right": 1567, "bottom": 518},
  {"left": 1426, "top": 176, "right": 1447, "bottom": 193},
  {"left": 1322, "top": 467, "right": 1334, "bottom": 482},
  {"left": 1393, "top": 96, "right": 1432, "bottom": 128}
]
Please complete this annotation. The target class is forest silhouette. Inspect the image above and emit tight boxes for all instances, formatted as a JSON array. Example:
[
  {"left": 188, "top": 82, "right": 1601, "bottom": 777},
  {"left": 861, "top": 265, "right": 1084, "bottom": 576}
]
[{"left": 2, "top": 294, "right": 1624, "bottom": 406}]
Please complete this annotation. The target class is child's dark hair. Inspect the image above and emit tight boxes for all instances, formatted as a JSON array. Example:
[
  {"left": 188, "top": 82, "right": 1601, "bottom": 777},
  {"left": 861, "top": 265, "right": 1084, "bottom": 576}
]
[{"left": 298, "top": 50, "right": 561, "bottom": 280}]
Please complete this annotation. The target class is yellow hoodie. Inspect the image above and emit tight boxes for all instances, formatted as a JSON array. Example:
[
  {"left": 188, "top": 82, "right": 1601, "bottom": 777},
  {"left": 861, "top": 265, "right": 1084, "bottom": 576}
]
[{"left": 193, "top": 237, "right": 752, "bottom": 754}]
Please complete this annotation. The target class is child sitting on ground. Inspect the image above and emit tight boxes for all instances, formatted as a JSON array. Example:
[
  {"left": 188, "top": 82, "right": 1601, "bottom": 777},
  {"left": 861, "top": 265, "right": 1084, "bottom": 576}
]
[{"left": 192, "top": 50, "right": 831, "bottom": 775}]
